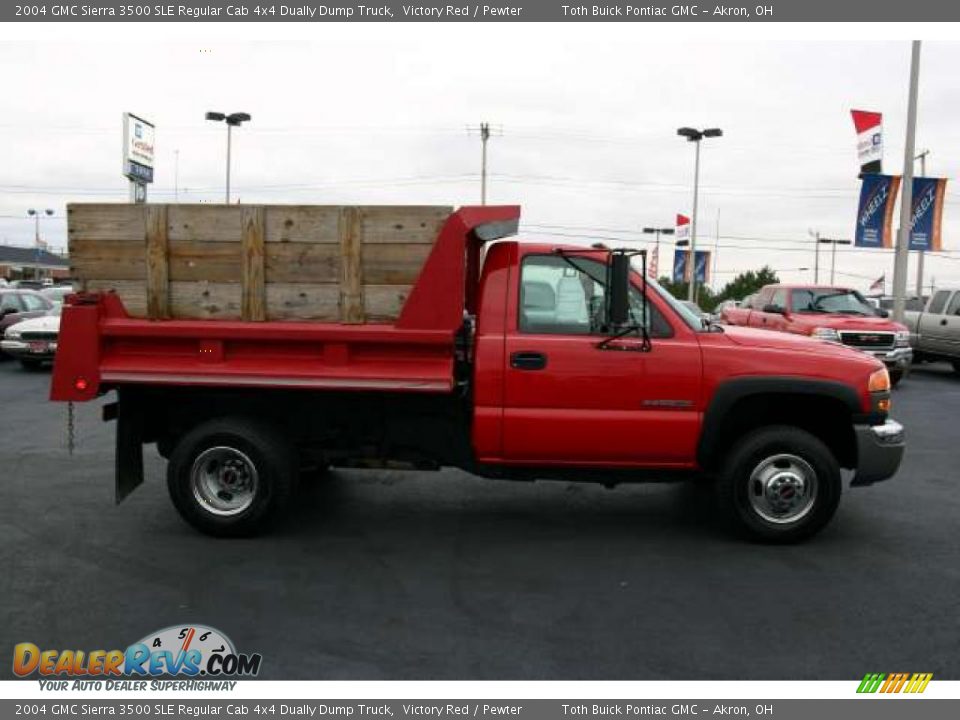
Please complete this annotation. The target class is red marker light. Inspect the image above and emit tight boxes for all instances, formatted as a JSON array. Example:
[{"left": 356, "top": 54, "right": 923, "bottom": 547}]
[{"left": 74, "top": 378, "right": 89, "bottom": 392}]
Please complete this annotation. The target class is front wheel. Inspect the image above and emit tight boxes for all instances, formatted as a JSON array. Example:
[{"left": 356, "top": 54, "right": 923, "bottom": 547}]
[
  {"left": 716, "top": 426, "right": 841, "bottom": 543},
  {"left": 167, "top": 417, "right": 298, "bottom": 537}
]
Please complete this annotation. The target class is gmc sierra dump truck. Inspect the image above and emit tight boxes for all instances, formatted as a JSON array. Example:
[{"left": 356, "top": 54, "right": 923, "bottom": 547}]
[{"left": 52, "top": 204, "right": 905, "bottom": 543}]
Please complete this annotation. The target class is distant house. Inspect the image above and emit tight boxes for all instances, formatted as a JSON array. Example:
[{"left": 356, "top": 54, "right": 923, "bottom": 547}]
[{"left": 0, "top": 245, "right": 70, "bottom": 281}]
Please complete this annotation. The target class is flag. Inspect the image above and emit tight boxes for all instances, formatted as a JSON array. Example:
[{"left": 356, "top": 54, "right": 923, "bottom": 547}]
[
  {"left": 648, "top": 244, "right": 659, "bottom": 279},
  {"left": 908, "top": 177, "right": 948, "bottom": 251},
  {"left": 851, "top": 109, "right": 883, "bottom": 174},
  {"left": 694, "top": 250, "right": 711, "bottom": 283},
  {"left": 869, "top": 274, "right": 885, "bottom": 293},
  {"left": 676, "top": 214, "right": 690, "bottom": 243},
  {"left": 855, "top": 174, "right": 900, "bottom": 248},
  {"left": 672, "top": 248, "right": 688, "bottom": 283}
]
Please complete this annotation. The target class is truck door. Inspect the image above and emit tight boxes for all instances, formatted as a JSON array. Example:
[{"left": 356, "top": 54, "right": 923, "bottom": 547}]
[
  {"left": 919, "top": 290, "right": 953, "bottom": 356},
  {"left": 500, "top": 253, "right": 702, "bottom": 467}
]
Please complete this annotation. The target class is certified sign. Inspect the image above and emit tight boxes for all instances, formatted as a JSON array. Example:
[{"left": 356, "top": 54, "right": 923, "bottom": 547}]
[{"left": 122, "top": 112, "right": 155, "bottom": 183}]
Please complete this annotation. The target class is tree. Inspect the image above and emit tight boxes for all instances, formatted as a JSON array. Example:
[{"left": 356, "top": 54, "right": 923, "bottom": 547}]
[{"left": 657, "top": 266, "right": 779, "bottom": 313}]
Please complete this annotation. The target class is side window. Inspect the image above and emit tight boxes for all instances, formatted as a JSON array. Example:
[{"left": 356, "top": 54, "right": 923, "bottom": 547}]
[
  {"left": 518, "top": 255, "right": 673, "bottom": 338},
  {"left": 770, "top": 288, "right": 788, "bottom": 311},
  {"left": 755, "top": 288, "right": 773, "bottom": 309},
  {"left": 0, "top": 293, "right": 22, "bottom": 313},
  {"left": 21, "top": 293, "right": 47, "bottom": 312},
  {"left": 927, "top": 290, "right": 951, "bottom": 315},
  {"left": 520, "top": 255, "right": 599, "bottom": 335},
  {"left": 947, "top": 293, "right": 960, "bottom": 317}
]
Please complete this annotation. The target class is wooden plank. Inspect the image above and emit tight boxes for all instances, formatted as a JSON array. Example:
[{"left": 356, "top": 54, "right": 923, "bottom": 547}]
[
  {"left": 144, "top": 205, "right": 169, "bottom": 319},
  {"left": 69, "top": 239, "right": 146, "bottom": 281},
  {"left": 264, "top": 206, "right": 340, "bottom": 244},
  {"left": 364, "top": 284, "right": 413, "bottom": 321},
  {"left": 168, "top": 205, "right": 242, "bottom": 242},
  {"left": 68, "top": 204, "right": 146, "bottom": 242},
  {"left": 170, "top": 281, "right": 242, "bottom": 320},
  {"left": 360, "top": 206, "right": 452, "bottom": 244},
  {"left": 168, "top": 241, "right": 241, "bottom": 282},
  {"left": 362, "top": 243, "right": 433, "bottom": 285},
  {"left": 265, "top": 243, "right": 340, "bottom": 284},
  {"left": 338, "top": 206, "right": 364, "bottom": 323},
  {"left": 86, "top": 280, "right": 148, "bottom": 317},
  {"left": 266, "top": 283, "right": 340, "bottom": 321},
  {"left": 241, "top": 206, "right": 266, "bottom": 321}
]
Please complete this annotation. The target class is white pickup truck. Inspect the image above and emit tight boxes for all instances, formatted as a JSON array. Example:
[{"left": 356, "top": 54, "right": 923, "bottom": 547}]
[{"left": 904, "top": 286, "right": 960, "bottom": 373}]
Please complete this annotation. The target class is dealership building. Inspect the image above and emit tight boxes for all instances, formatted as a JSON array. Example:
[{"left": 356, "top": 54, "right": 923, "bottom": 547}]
[{"left": 0, "top": 245, "right": 70, "bottom": 282}]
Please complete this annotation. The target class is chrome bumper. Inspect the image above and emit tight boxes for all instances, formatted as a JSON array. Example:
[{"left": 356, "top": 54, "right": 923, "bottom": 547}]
[
  {"left": 852, "top": 419, "right": 905, "bottom": 486},
  {"left": 0, "top": 339, "right": 58, "bottom": 358},
  {"left": 867, "top": 346, "right": 912, "bottom": 369}
]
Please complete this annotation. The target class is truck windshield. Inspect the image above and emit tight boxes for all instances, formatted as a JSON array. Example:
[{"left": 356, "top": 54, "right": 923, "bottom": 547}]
[
  {"left": 644, "top": 278, "right": 707, "bottom": 331},
  {"left": 792, "top": 288, "right": 876, "bottom": 316}
]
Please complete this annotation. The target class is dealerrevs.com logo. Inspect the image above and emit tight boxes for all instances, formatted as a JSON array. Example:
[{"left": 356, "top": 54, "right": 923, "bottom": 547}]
[
  {"left": 13, "top": 625, "right": 262, "bottom": 684},
  {"left": 857, "top": 672, "right": 933, "bottom": 694}
]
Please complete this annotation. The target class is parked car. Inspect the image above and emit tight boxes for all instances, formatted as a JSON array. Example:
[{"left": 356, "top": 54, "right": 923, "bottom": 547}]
[
  {"left": 0, "top": 289, "right": 55, "bottom": 354},
  {"left": 40, "top": 285, "right": 73, "bottom": 307},
  {"left": 721, "top": 284, "right": 912, "bottom": 385},
  {"left": 1, "top": 304, "right": 61, "bottom": 369},
  {"left": 902, "top": 286, "right": 960, "bottom": 372}
]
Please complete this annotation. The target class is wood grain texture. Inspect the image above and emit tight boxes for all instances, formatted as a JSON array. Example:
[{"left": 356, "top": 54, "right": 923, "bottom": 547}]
[
  {"left": 241, "top": 206, "right": 266, "bottom": 321},
  {"left": 338, "top": 206, "right": 364, "bottom": 323},
  {"left": 144, "top": 205, "right": 169, "bottom": 319},
  {"left": 265, "top": 283, "right": 340, "bottom": 321}
]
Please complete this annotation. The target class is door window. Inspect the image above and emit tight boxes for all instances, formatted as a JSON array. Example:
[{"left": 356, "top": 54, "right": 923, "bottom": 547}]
[
  {"left": 770, "top": 288, "right": 788, "bottom": 312},
  {"left": 946, "top": 293, "right": 960, "bottom": 317},
  {"left": 0, "top": 293, "right": 23, "bottom": 313},
  {"left": 20, "top": 293, "right": 47, "bottom": 312},
  {"left": 928, "top": 290, "right": 951, "bottom": 315},
  {"left": 518, "top": 255, "right": 672, "bottom": 337}
]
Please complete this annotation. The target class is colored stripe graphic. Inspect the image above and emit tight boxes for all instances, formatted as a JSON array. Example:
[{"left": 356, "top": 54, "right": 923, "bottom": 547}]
[{"left": 857, "top": 672, "right": 931, "bottom": 694}]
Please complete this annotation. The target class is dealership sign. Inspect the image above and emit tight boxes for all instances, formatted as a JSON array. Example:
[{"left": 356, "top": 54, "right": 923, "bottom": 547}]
[
  {"left": 672, "top": 249, "right": 710, "bottom": 283},
  {"left": 122, "top": 112, "right": 155, "bottom": 184},
  {"left": 855, "top": 174, "right": 900, "bottom": 248},
  {"left": 908, "top": 177, "right": 948, "bottom": 251}
]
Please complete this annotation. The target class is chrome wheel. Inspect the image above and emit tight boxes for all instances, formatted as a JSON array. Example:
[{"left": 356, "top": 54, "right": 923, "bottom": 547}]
[
  {"left": 747, "top": 453, "right": 818, "bottom": 525},
  {"left": 190, "top": 446, "right": 259, "bottom": 517}
]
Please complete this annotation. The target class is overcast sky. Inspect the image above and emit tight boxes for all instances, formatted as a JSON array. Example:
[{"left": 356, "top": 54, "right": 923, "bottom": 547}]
[{"left": 2, "top": 30, "right": 959, "bottom": 292}]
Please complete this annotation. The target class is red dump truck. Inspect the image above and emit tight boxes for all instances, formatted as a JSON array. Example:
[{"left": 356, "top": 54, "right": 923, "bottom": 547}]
[{"left": 52, "top": 204, "right": 904, "bottom": 543}]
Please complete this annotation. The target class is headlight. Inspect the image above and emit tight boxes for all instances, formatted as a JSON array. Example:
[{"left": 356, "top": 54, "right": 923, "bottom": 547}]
[
  {"left": 811, "top": 327, "right": 840, "bottom": 342},
  {"left": 895, "top": 330, "right": 911, "bottom": 347},
  {"left": 3, "top": 328, "right": 20, "bottom": 340}
]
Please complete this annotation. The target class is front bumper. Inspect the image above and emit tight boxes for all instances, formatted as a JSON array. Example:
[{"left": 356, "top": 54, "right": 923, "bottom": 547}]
[
  {"left": 0, "top": 339, "right": 57, "bottom": 360},
  {"left": 851, "top": 419, "right": 905, "bottom": 486},
  {"left": 865, "top": 346, "right": 912, "bottom": 371}
]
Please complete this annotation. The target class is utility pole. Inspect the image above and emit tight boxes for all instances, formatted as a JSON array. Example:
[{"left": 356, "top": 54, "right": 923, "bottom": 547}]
[
  {"left": 174, "top": 149, "right": 180, "bottom": 203},
  {"left": 712, "top": 208, "right": 720, "bottom": 291},
  {"left": 810, "top": 230, "right": 821, "bottom": 283},
  {"left": 892, "top": 41, "right": 922, "bottom": 324},
  {"left": 480, "top": 122, "right": 490, "bottom": 205},
  {"left": 915, "top": 149, "right": 929, "bottom": 298}
]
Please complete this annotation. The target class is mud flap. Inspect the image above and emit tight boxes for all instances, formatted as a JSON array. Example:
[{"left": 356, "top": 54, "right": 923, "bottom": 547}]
[{"left": 115, "top": 391, "right": 144, "bottom": 504}]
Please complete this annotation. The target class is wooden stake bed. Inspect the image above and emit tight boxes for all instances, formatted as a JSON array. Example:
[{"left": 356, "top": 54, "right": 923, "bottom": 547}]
[{"left": 67, "top": 204, "right": 453, "bottom": 323}]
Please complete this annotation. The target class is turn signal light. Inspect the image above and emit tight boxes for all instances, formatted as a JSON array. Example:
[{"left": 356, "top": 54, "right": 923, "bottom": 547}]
[
  {"left": 877, "top": 398, "right": 891, "bottom": 413},
  {"left": 868, "top": 368, "right": 890, "bottom": 393},
  {"left": 74, "top": 377, "right": 89, "bottom": 392}
]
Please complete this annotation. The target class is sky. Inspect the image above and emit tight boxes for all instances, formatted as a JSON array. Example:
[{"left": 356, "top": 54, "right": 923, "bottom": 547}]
[{"left": 2, "top": 30, "right": 960, "bottom": 293}]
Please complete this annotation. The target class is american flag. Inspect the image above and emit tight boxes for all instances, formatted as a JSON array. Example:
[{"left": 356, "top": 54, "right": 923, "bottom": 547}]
[{"left": 869, "top": 274, "right": 885, "bottom": 293}]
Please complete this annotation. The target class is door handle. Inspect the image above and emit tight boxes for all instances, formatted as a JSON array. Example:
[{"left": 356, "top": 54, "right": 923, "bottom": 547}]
[
  {"left": 510, "top": 351, "right": 547, "bottom": 370},
  {"left": 941, "top": 319, "right": 948, "bottom": 326}
]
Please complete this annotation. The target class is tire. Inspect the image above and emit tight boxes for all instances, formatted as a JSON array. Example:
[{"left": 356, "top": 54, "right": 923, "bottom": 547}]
[
  {"left": 166, "top": 417, "right": 298, "bottom": 537},
  {"left": 889, "top": 368, "right": 904, "bottom": 387},
  {"left": 716, "top": 426, "right": 841, "bottom": 543},
  {"left": 20, "top": 358, "right": 43, "bottom": 370}
]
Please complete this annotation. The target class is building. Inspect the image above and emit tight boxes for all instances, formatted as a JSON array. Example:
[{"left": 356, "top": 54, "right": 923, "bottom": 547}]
[{"left": 0, "top": 245, "right": 70, "bottom": 282}]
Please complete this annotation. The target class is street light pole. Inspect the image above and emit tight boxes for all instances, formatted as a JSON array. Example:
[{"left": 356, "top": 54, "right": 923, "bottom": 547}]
[
  {"left": 892, "top": 41, "right": 922, "bottom": 324},
  {"left": 205, "top": 112, "right": 252, "bottom": 204},
  {"left": 642, "top": 226, "right": 675, "bottom": 278},
  {"left": 677, "top": 126, "right": 722, "bottom": 302},
  {"left": 816, "top": 237, "right": 852, "bottom": 285},
  {"left": 27, "top": 208, "right": 54, "bottom": 280}
]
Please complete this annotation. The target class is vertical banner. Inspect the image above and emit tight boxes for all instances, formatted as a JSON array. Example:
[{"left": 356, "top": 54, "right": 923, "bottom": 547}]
[
  {"left": 694, "top": 250, "right": 711, "bottom": 283},
  {"left": 855, "top": 174, "right": 900, "bottom": 248},
  {"left": 908, "top": 177, "right": 948, "bottom": 251},
  {"left": 676, "top": 214, "right": 690, "bottom": 244},
  {"left": 851, "top": 109, "right": 883, "bottom": 175},
  {"left": 648, "top": 244, "right": 659, "bottom": 279},
  {"left": 673, "top": 248, "right": 688, "bottom": 283}
]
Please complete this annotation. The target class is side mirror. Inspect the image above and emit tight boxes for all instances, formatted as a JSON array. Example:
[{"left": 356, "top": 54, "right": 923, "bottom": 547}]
[
  {"left": 876, "top": 308, "right": 890, "bottom": 318},
  {"left": 607, "top": 253, "right": 630, "bottom": 327},
  {"left": 762, "top": 303, "right": 785, "bottom": 315},
  {"left": 0, "top": 307, "right": 16, "bottom": 317}
]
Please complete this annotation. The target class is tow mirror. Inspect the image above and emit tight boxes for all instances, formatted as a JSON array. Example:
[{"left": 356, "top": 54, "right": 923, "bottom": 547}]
[
  {"left": 876, "top": 308, "right": 890, "bottom": 318},
  {"left": 607, "top": 253, "right": 630, "bottom": 327},
  {"left": 762, "top": 303, "right": 785, "bottom": 315}
]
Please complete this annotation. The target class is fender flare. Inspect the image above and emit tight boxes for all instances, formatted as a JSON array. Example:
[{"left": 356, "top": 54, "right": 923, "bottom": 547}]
[{"left": 697, "top": 377, "right": 861, "bottom": 468}]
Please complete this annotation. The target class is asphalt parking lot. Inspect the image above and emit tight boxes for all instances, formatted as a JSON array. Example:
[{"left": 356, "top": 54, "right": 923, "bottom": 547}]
[{"left": 1, "top": 358, "right": 958, "bottom": 681}]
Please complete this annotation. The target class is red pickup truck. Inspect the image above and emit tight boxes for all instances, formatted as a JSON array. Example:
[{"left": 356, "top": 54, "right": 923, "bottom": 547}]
[
  {"left": 721, "top": 284, "right": 913, "bottom": 385},
  {"left": 51, "top": 206, "right": 904, "bottom": 543}
]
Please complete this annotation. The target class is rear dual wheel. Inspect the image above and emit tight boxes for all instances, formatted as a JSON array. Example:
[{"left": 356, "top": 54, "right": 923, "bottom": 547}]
[
  {"left": 716, "top": 426, "right": 841, "bottom": 543},
  {"left": 167, "top": 417, "right": 297, "bottom": 537}
]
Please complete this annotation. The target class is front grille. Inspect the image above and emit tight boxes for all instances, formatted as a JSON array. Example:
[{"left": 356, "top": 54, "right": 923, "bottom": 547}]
[
  {"left": 839, "top": 331, "right": 895, "bottom": 350},
  {"left": 20, "top": 331, "right": 57, "bottom": 342}
]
